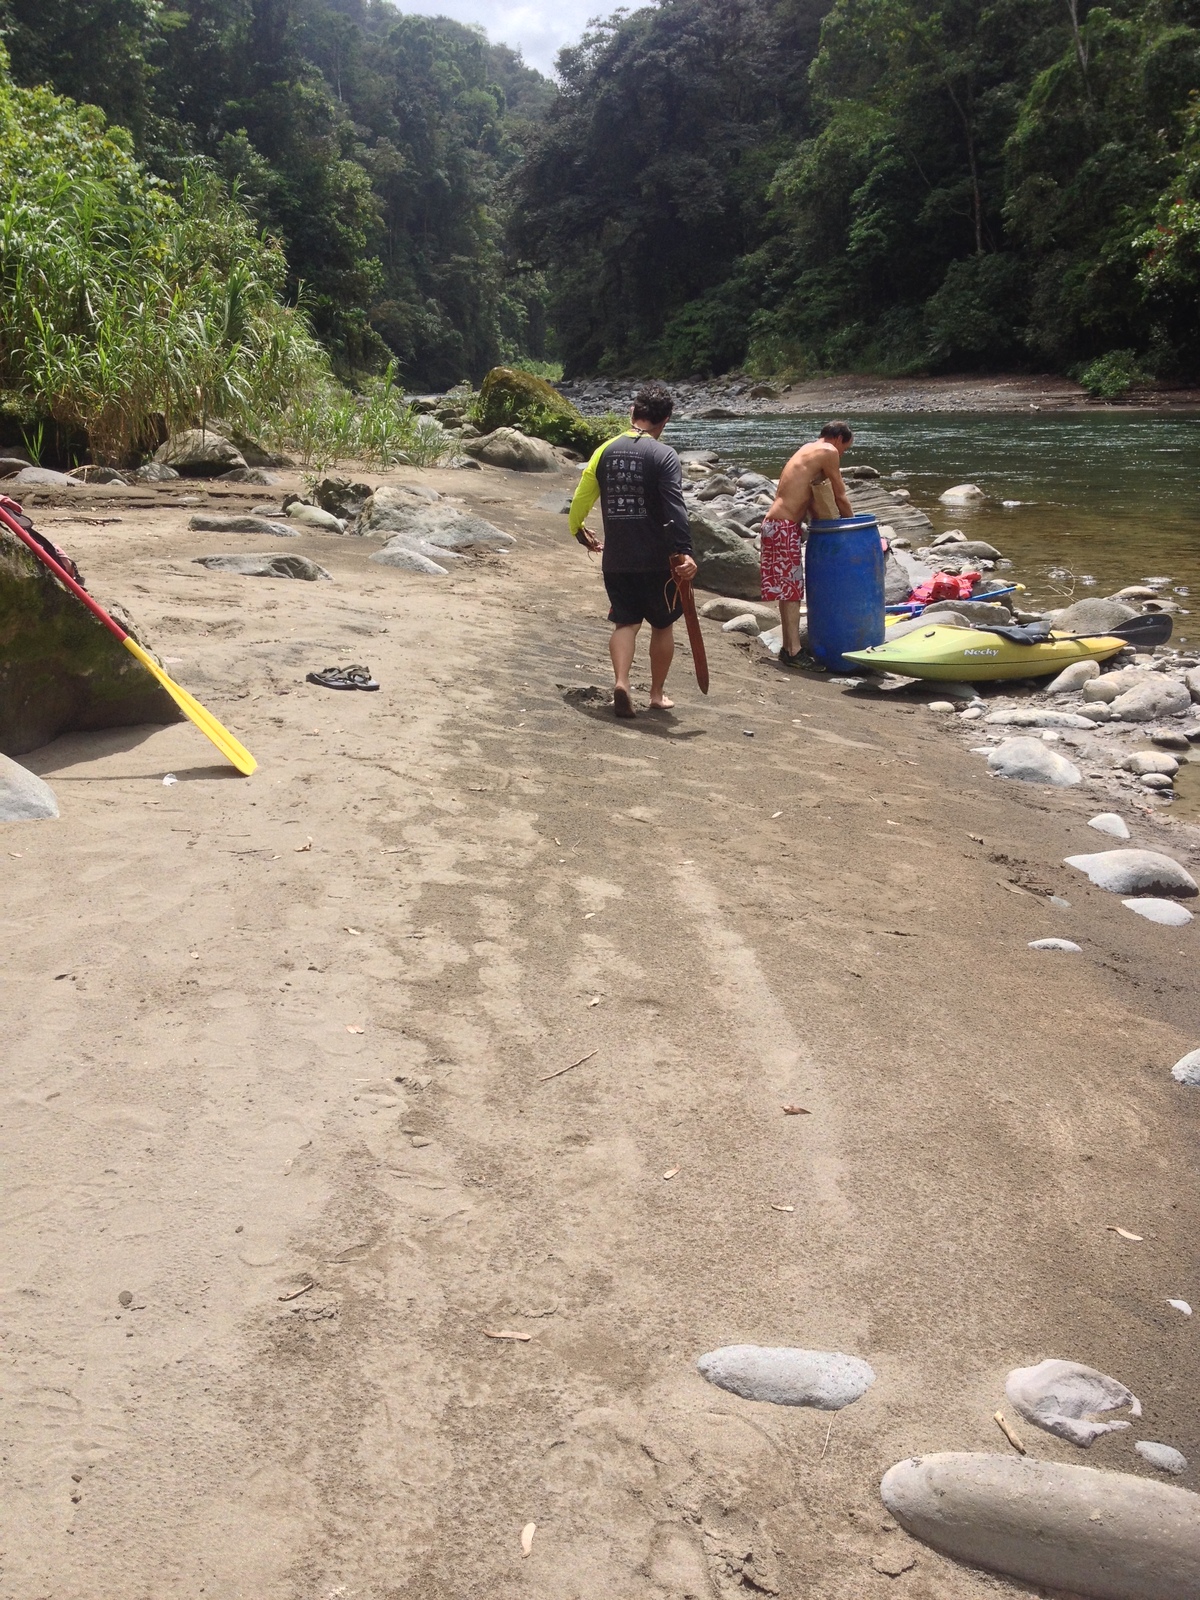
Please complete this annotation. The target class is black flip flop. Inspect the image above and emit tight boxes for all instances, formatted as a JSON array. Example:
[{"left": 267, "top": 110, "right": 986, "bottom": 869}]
[{"left": 306, "top": 664, "right": 380, "bottom": 690}]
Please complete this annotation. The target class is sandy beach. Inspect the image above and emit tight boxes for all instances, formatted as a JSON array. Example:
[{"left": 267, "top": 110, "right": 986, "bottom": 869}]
[{"left": 3, "top": 463, "right": 1198, "bottom": 1598}]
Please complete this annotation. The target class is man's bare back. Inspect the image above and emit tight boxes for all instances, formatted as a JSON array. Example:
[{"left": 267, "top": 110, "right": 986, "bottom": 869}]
[{"left": 765, "top": 438, "right": 853, "bottom": 526}]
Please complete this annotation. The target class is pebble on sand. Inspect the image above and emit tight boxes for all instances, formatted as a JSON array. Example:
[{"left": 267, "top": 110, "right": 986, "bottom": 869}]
[
  {"left": 1122, "top": 898, "right": 1194, "bottom": 926},
  {"left": 1123, "top": 751, "right": 1179, "bottom": 776},
  {"left": 879, "top": 1452, "right": 1200, "bottom": 1599},
  {"left": 1088, "top": 813, "right": 1131, "bottom": 840},
  {"left": 987, "top": 737, "right": 1081, "bottom": 786},
  {"left": 1046, "top": 658, "right": 1101, "bottom": 694},
  {"left": 1172, "top": 1049, "right": 1200, "bottom": 1085},
  {"left": 696, "top": 1345, "right": 876, "bottom": 1410},
  {"left": 1064, "top": 850, "right": 1198, "bottom": 897},
  {"left": 1006, "top": 1358, "right": 1140, "bottom": 1448},
  {"left": 1029, "top": 938, "right": 1082, "bottom": 952},
  {"left": 1136, "top": 1441, "right": 1188, "bottom": 1475}
]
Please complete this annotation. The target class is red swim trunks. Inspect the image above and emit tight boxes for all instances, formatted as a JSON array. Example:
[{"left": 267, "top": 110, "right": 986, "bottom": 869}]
[{"left": 760, "top": 517, "right": 804, "bottom": 602}]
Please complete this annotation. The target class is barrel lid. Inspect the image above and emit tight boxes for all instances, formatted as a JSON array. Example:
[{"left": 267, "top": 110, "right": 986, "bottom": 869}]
[{"left": 809, "top": 513, "right": 879, "bottom": 533}]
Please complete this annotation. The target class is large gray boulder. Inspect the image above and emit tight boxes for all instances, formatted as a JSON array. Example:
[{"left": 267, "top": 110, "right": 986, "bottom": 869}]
[
  {"left": 0, "top": 752, "right": 59, "bottom": 820},
  {"left": 356, "top": 483, "right": 441, "bottom": 534},
  {"left": 1110, "top": 679, "right": 1191, "bottom": 722},
  {"left": 462, "top": 427, "right": 560, "bottom": 472},
  {"left": 192, "top": 553, "right": 331, "bottom": 581},
  {"left": 987, "top": 737, "right": 1081, "bottom": 785},
  {"left": 697, "top": 1346, "right": 875, "bottom": 1410},
  {"left": 153, "top": 429, "right": 246, "bottom": 476},
  {"left": 279, "top": 499, "right": 345, "bottom": 533},
  {"left": 689, "top": 508, "right": 761, "bottom": 600},
  {"left": 926, "top": 598, "right": 1012, "bottom": 626},
  {"left": 1006, "top": 1359, "right": 1139, "bottom": 1448},
  {"left": 1052, "top": 596, "right": 1138, "bottom": 634},
  {"left": 880, "top": 1452, "right": 1200, "bottom": 1599},
  {"left": 699, "top": 597, "right": 778, "bottom": 626},
  {"left": 1064, "top": 849, "right": 1198, "bottom": 897},
  {"left": 187, "top": 515, "right": 298, "bottom": 537},
  {"left": 6, "top": 467, "right": 80, "bottom": 489},
  {"left": 314, "top": 476, "right": 374, "bottom": 520},
  {"left": 0, "top": 524, "right": 182, "bottom": 756},
  {"left": 1047, "top": 659, "right": 1101, "bottom": 693},
  {"left": 984, "top": 708, "right": 1096, "bottom": 729}
]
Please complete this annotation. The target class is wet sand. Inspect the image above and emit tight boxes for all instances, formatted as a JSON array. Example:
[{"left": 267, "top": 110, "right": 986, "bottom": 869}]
[{"left": 2, "top": 463, "right": 1198, "bottom": 1598}]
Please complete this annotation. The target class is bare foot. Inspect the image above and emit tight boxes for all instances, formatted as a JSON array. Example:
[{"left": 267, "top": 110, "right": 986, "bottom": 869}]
[
  {"left": 648, "top": 694, "right": 674, "bottom": 710},
  {"left": 613, "top": 687, "right": 636, "bottom": 719}
]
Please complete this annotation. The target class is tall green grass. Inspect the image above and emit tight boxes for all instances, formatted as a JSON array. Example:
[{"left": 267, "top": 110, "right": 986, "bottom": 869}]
[{"left": 0, "top": 50, "right": 445, "bottom": 471}]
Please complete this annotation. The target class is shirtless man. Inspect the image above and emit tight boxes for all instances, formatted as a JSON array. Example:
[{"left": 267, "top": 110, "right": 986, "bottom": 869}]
[{"left": 761, "top": 421, "right": 854, "bottom": 664}]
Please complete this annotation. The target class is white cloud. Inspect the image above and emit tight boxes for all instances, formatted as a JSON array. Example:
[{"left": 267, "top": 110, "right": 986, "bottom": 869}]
[{"left": 394, "top": 0, "right": 600, "bottom": 75}]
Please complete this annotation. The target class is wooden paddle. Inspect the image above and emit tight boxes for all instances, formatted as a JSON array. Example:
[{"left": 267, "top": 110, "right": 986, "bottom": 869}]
[
  {"left": 671, "top": 554, "right": 709, "bottom": 694},
  {"left": 0, "top": 501, "right": 258, "bottom": 775}
]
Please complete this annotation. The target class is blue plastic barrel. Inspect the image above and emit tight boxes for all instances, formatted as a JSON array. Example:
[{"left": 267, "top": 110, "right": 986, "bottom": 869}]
[{"left": 805, "top": 513, "right": 884, "bottom": 671}]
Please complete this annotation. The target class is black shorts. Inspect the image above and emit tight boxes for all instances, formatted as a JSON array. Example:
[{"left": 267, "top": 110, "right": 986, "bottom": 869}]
[{"left": 604, "top": 569, "right": 683, "bottom": 630}]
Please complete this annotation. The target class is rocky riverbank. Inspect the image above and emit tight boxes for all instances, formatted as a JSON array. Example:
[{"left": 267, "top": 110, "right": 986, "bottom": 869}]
[{"left": 1, "top": 451, "right": 1198, "bottom": 1598}]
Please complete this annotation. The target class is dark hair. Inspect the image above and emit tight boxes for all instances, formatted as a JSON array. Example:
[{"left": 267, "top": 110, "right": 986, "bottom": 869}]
[
  {"left": 631, "top": 380, "right": 674, "bottom": 425},
  {"left": 820, "top": 420, "right": 853, "bottom": 443}
]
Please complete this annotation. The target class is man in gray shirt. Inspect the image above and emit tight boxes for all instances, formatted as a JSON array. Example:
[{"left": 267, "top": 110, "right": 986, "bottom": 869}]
[{"left": 569, "top": 381, "right": 697, "bottom": 717}]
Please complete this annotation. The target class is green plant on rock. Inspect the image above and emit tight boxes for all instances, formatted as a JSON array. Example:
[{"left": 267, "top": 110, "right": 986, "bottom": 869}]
[{"left": 470, "top": 365, "right": 609, "bottom": 453}]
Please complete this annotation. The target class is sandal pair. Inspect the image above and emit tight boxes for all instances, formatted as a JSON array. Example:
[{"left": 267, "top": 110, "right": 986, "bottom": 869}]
[{"left": 306, "top": 664, "right": 379, "bottom": 690}]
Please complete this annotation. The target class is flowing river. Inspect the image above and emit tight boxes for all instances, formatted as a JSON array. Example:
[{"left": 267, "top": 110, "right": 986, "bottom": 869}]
[{"left": 668, "top": 411, "right": 1200, "bottom": 639}]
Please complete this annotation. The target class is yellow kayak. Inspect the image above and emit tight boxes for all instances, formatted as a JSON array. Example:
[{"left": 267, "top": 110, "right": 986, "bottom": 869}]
[{"left": 843, "top": 624, "right": 1127, "bottom": 682}]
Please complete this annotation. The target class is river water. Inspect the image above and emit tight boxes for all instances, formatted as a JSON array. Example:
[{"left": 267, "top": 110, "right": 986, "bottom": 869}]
[{"left": 668, "top": 411, "right": 1200, "bottom": 635}]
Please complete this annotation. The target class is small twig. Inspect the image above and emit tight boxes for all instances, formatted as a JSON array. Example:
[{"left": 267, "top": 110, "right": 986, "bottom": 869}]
[
  {"left": 994, "top": 1410, "right": 1026, "bottom": 1454},
  {"left": 278, "top": 1280, "right": 315, "bottom": 1302},
  {"left": 539, "top": 1049, "right": 598, "bottom": 1083},
  {"left": 820, "top": 1415, "right": 835, "bottom": 1460}
]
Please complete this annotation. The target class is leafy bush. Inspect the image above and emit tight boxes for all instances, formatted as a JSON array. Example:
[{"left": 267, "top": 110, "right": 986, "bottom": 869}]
[
  {"left": 1077, "top": 350, "right": 1147, "bottom": 401},
  {"left": 274, "top": 364, "right": 455, "bottom": 475},
  {"left": 0, "top": 47, "right": 330, "bottom": 462}
]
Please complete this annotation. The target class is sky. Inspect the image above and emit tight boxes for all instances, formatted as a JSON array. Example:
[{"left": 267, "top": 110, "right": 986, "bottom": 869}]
[{"left": 395, "top": 0, "right": 596, "bottom": 75}]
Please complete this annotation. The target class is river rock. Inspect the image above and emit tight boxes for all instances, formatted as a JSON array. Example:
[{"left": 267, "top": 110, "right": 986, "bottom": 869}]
[
  {"left": 68, "top": 465, "right": 127, "bottom": 484},
  {"left": 700, "top": 597, "right": 778, "bottom": 626},
  {"left": 696, "top": 474, "right": 738, "bottom": 501},
  {"left": 1141, "top": 772, "right": 1174, "bottom": 789},
  {"left": 1007, "top": 1359, "right": 1140, "bottom": 1447},
  {"left": 722, "top": 614, "right": 760, "bottom": 635},
  {"left": 0, "top": 523, "right": 181, "bottom": 754},
  {"left": 192, "top": 553, "right": 331, "bottom": 580},
  {"left": 1052, "top": 597, "right": 1138, "bottom": 634},
  {"left": 153, "top": 428, "right": 246, "bottom": 475},
  {"left": 1123, "top": 898, "right": 1194, "bottom": 925},
  {"left": 5, "top": 466, "right": 79, "bottom": 489},
  {"left": 688, "top": 508, "right": 761, "bottom": 600},
  {"left": 1124, "top": 751, "right": 1180, "bottom": 776},
  {"left": 314, "top": 476, "right": 374, "bottom": 519},
  {"left": 0, "top": 455, "right": 32, "bottom": 477},
  {"left": 462, "top": 427, "right": 560, "bottom": 472},
  {"left": 1079, "top": 702, "right": 1114, "bottom": 722},
  {"left": 1089, "top": 813, "right": 1131, "bottom": 839},
  {"left": 1117, "top": 585, "right": 1162, "bottom": 600},
  {"left": 357, "top": 489, "right": 513, "bottom": 561},
  {"left": 1137, "top": 1442, "right": 1188, "bottom": 1475},
  {"left": 217, "top": 467, "right": 275, "bottom": 485},
  {"left": 1111, "top": 680, "right": 1191, "bottom": 722},
  {"left": 736, "top": 471, "right": 776, "bottom": 494},
  {"left": 886, "top": 612, "right": 971, "bottom": 641},
  {"left": 984, "top": 708, "right": 1096, "bottom": 729},
  {"left": 0, "top": 752, "right": 59, "bottom": 820},
  {"left": 925, "top": 598, "right": 1012, "bottom": 626},
  {"left": 370, "top": 544, "right": 453, "bottom": 576},
  {"left": 987, "top": 738, "right": 1081, "bottom": 785},
  {"left": 1083, "top": 668, "right": 1148, "bottom": 703},
  {"left": 696, "top": 1345, "right": 875, "bottom": 1409},
  {"left": 941, "top": 538, "right": 1003, "bottom": 561},
  {"left": 1173, "top": 1050, "right": 1200, "bottom": 1085},
  {"left": 1064, "top": 850, "right": 1198, "bottom": 897},
  {"left": 134, "top": 462, "right": 180, "bottom": 482},
  {"left": 1029, "top": 937, "right": 1082, "bottom": 951},
  {"left": 938, "top": 483, "right": 985, "bottom": 504},
  {"left": 1150, "top": 729, "right": 1191, "bottom": 749},
  {"left": 880, "top": 1452, "right": 1200, "bottom": 1599},
  {"left": 279, "top": 500, "right": 345, "bottom": 533},
  {"left": 1048, "top": 659, "right": 1101, "bottom": 693},
  {"left": 187, "top": 515, "right": 298, "bottom": 537}
]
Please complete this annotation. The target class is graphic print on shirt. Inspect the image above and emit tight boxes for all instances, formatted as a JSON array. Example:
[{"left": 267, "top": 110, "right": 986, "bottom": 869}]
[{"left": 601, "top": 448, "right": 648, "bottom": 521}]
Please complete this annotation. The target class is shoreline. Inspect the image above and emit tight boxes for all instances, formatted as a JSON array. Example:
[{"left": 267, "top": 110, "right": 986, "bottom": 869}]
[{"left": 3, "top": 460, "right": 1198, "bottom": 1595}]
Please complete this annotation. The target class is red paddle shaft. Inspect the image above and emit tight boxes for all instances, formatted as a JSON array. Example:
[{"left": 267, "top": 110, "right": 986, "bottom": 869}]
[{"left": 0, "top": 501, "right": 128, "bottom": 640}]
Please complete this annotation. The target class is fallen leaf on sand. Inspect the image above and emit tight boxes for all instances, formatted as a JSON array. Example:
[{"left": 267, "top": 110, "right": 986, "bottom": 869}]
[
  {"left": 1108, "top": 1226, "right": 1143, "bottom": 1241},
  {"left": 1167, "top": 1299, "right": 1192, "bottom": 1315},
  {"left": 993, "top": 1410, "right": 1026, "bottom": 1454},
  {"left": 782, "top": 1104, "right": 811, "bottom": 1115},
  {"left": 998, "top": 878, "right": 1037, "bottom": 898},
  {"left": 583, "top": 912, "right": 595, "bottom": 919},
  {"left": 521, "top": 1522, "right": 536, "bottom": 1557},
  {"left": 968, "top": 833, "right": 984, "bottom": 843},
  {"left": 295, "top": 837, "right": 312, "bottom": 852},
  {"left": 484, "top": 1328, "right": 533, "bottom": 1341},
  {"left": 346, "top": 1024, "right": 365, "bottom": 1034},
  {"left": 771, "top": 811, "right": 783, "bottom": 819},
  {"left": 771, "top": 1204, "right": 794, "bottom": 1212},
  {"left": 345, "top": 926, "right": 361, "bottom": 935},
  {"left": 587, "top": 997, "right": 601, "bottom": 1007},
  {"left": 662, "top": 1167, "right": 680, "bottom": 1180},
  {"left": 9, "top": 852, "right": 22, "bottom": 858}
]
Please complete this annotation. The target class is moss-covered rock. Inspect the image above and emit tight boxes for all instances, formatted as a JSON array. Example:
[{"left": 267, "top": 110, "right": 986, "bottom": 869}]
[
  {"left": 0, "top": 524, "right": 182, "bottom": 755},
  {"left": 472, "top": 368, "right": 609, "bottom": 454}
]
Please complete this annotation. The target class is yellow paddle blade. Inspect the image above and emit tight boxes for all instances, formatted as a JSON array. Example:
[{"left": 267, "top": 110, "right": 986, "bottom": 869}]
[{"left": 122, "top": 637, "right": 258, "bottom": 776}]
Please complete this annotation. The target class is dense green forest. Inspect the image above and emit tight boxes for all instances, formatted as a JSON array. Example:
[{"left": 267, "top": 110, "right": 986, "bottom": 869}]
[{"left": 1, "top": 0, "right": 1198, "bottom": 411}]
